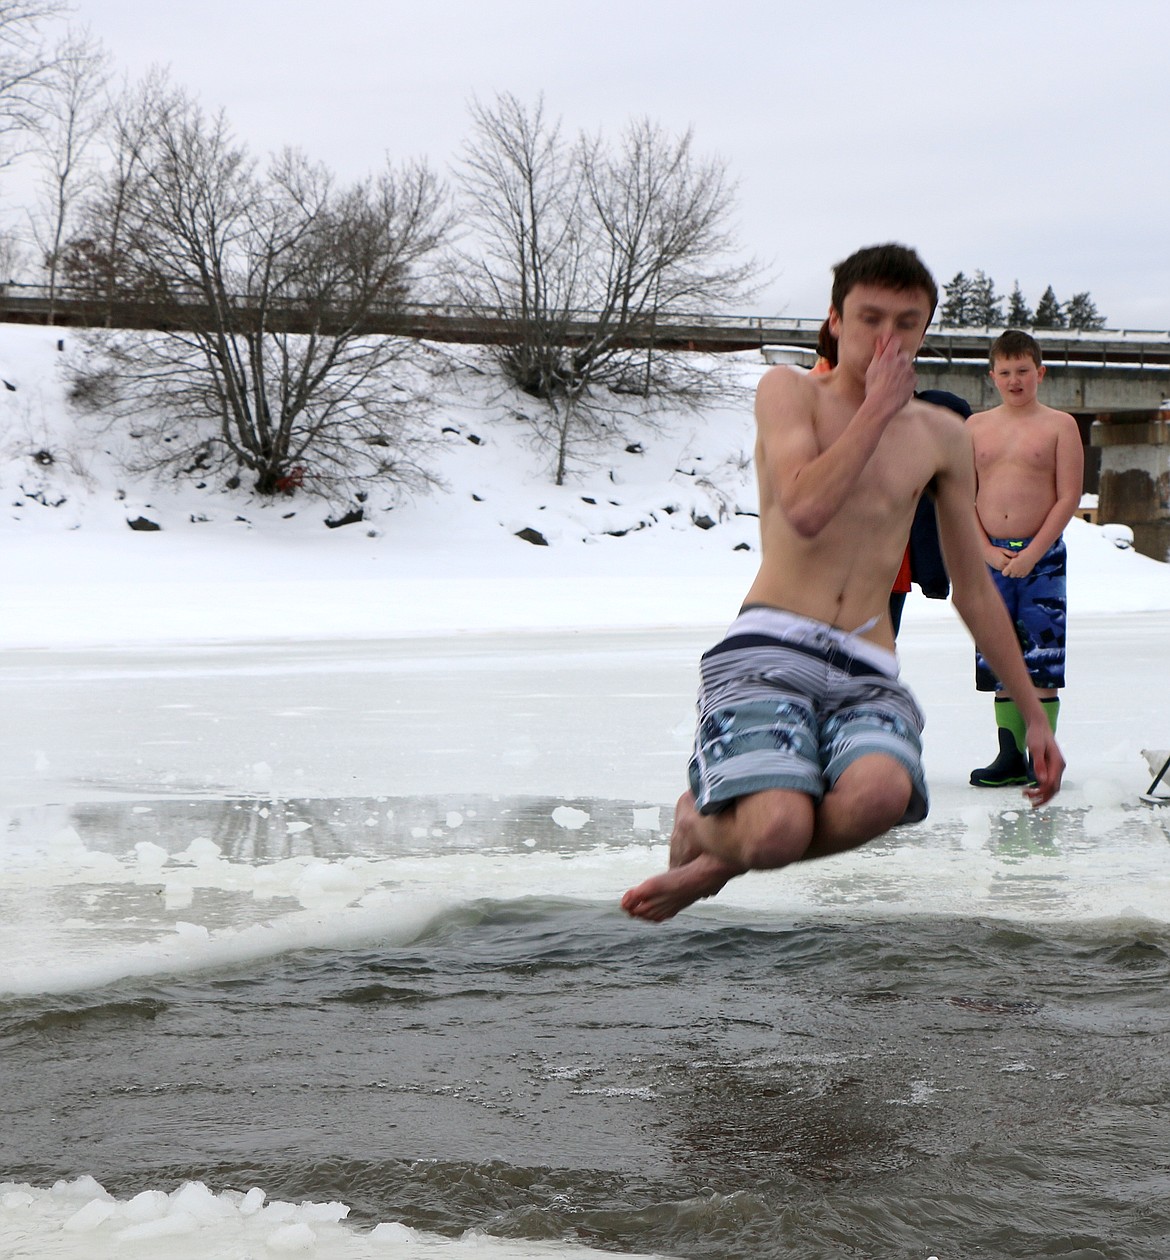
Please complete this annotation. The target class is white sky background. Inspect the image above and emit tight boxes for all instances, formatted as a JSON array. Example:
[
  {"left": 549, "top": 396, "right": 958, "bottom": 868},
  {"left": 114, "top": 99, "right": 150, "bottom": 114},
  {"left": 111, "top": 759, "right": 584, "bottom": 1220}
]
[{"left": 42, "top": 0, "right": 1170, "bottom": 328}]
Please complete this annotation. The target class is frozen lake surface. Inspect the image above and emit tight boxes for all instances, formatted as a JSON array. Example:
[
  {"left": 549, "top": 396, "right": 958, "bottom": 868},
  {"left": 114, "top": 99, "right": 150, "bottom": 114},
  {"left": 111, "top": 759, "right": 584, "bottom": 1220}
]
[{"left": 3, "top": 614, "right": 1170, "bottom": 1258}]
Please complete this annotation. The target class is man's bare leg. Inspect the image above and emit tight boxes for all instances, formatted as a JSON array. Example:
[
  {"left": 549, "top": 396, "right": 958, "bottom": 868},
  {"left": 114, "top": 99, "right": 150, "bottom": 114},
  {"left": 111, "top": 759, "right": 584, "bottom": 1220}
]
[
  {"left": 621, "top": 758, "right": 912, "bottom": 922},
  {"left": 620, "top": 792, "right": 744, "bottom": 922},
  {"left": 804, "top": 756, "right": 913, "bottom": 860},
  {"left": 621, "top": 788, "right": 815, "bottom": 922}
]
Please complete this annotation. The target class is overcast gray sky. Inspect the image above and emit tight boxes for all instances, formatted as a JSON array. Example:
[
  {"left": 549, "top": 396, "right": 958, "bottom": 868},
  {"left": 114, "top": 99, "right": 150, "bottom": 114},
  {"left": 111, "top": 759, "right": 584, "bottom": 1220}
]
[{"left": 61, "top": 0, "right": 1170, "bottom": 328}]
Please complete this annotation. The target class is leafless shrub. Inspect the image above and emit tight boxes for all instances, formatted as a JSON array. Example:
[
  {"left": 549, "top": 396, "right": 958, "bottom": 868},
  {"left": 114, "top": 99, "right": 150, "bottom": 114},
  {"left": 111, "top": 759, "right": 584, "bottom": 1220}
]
[
  {"left": 65, "top": 78, "right": 451, "bottom": 503},
  {"left": 454, "top": 94, "right": 756, "bottom": 484}
]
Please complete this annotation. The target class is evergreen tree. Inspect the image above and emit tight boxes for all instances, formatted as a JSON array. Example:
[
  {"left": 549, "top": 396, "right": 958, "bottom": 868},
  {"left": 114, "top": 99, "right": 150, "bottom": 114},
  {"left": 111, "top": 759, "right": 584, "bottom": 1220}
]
[
  {"left": 1006, "top": 281, "right": 1033, "bottom": 326},
  {"left": 1064, "top": 291, "right": 1106, "bottom": 331},
  {"left": 939, "top": 271, "right": 972, "bottom": 326},
  {"left": 968, "top": 269, "right": 1004, "bottom": 327},
  {"left": 1033, "top": 285, "right": 1065, "bottom": 329}
]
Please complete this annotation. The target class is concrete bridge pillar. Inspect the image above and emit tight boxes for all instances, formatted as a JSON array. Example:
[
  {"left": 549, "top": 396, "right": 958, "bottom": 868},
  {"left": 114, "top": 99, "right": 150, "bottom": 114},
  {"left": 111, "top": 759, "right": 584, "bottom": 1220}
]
[{"left": 1092, "top": 409, "right": 1170, "bottom": 561}]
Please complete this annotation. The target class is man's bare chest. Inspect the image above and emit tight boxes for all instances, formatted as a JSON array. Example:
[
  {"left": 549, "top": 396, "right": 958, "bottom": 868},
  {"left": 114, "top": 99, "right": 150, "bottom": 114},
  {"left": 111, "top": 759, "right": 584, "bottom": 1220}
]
[{"left": 814, "top": 410, "right": 936, "bottom": 509}]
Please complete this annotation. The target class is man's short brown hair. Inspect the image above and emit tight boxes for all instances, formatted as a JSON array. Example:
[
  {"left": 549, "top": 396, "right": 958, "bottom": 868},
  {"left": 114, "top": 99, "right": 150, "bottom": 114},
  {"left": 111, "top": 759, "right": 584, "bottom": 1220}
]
[
  {"left": 831, "top": 243, "right": 938, "bottom": 323},
  {"left": 990, "top": 328, "right": 1042, "bottom": 367}
]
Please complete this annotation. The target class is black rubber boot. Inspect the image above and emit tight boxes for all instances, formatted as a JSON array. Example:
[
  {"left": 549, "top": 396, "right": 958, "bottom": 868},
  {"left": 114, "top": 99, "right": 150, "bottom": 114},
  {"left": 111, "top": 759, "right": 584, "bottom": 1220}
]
[{"left": 970, "top": 728, "right": 1030, "bottom": 787}]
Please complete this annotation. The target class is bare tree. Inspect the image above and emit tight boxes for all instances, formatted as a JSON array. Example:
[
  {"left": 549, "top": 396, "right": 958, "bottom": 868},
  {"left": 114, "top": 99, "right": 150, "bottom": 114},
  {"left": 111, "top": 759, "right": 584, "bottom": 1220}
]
[
  {"left": 59, "top": 68, "right": 178, "bottom": 314},
  {"left": 69, "top": 85, "right": 451, "bottom": 502},
  {"left": 455, "top": 99, "right": 584, "bottom": 374},
  {"left": 455, "top": 94, "right": 755, "bottom": 484},
  {"left": 0, "top": 222, "right": 26, "bottom": 284},
  {"left": 0, "top": 0, "right": 62, "bottom": 162},
  {"left": 28, "top": 25, "right": 108, "bottom": 319}
]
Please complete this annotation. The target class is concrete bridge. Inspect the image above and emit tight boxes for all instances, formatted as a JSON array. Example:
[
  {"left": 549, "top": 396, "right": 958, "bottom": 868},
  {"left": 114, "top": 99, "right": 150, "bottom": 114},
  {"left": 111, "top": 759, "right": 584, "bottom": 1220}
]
[
  {"left": 760, "top": 322, "right": 1170, "bottom": 413},
  {"left": 761, "top": 326, "right": 1170, "bottom": 563},
  {"left": 5, "top": 288, "right": 1167, "bottom": 413}
]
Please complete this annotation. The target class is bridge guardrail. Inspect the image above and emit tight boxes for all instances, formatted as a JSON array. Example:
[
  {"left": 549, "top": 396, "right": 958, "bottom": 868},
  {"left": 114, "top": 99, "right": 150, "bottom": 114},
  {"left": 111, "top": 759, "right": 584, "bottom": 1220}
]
[{"left": 2, "top": 283, "right": 1169, "bottom": 360}]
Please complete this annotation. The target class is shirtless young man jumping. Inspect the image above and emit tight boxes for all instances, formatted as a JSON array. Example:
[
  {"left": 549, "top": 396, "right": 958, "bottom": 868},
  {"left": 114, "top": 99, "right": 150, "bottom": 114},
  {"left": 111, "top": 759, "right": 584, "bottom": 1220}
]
[{"left": 621, "top": 244, "right": 1065, "bottom": 923}]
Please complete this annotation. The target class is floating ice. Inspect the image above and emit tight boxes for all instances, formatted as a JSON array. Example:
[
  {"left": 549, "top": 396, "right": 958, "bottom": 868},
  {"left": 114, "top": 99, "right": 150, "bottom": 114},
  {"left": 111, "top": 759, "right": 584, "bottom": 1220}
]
[{"left": 0, "top": 1176, "right": 638, "bottom": 1257}]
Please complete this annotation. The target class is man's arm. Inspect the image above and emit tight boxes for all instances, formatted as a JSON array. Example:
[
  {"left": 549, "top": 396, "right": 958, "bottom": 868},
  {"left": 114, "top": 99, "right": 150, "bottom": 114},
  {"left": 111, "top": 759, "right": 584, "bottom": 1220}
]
[
  {"left": 757, "top": 334, "right": 916, "bottom": 538},
  {"left": 933, "top": 425, "right": 1066, "bottom": 805},
  {"left": 1002, "top": 411, "right": 1084, "bottom": 578}
]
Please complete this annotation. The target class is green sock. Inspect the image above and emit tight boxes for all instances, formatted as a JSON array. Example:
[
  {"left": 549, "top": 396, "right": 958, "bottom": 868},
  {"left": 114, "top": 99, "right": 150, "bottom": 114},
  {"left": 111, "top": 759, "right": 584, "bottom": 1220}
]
[
  {"left": 994, "top": 697, "right": 1027, "bottom": 753},
  {"left": 1040, "top": 697, "right": 1061, "bottom": 733}
]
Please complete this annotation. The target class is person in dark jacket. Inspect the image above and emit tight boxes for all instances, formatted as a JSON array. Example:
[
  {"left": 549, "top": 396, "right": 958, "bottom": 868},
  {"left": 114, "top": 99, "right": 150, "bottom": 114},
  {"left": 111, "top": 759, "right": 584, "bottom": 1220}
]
[{"left": 889, "top": 388, "right": 971, "bottom": 635}]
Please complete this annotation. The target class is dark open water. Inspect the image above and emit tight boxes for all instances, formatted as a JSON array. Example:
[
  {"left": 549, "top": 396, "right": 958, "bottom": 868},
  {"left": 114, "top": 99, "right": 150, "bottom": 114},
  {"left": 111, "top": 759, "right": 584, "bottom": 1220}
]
[{"left": 4, "top": 805, "right": 1170, "bottom": 1260}]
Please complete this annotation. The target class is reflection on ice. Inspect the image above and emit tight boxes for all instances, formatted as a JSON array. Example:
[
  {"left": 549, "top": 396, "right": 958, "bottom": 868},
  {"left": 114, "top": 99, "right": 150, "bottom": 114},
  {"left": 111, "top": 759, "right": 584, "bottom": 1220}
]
[
  {"left": 3, "top": 790, "right": 1170, "bottom": 999},
  {"left": 0, "top": 795, "right": 669, "bottom": 996},
  {"left": 57, "top": 793, "right": 664, "bottom": 862}
]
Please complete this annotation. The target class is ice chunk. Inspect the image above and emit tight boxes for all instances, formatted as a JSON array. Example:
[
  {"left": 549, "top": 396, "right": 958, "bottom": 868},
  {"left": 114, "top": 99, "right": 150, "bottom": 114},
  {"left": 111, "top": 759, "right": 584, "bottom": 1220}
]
[
  {"left": 164, "top": 881, "right": 195, "bottom": 911},
  {"left": 51, "top": 1175, "right": 110, "bottom": 1203},
  {"left": 62, "top": 1198, "right": 115, "bottom": 1232},
  {"left": 239, "top": 1186, "right": 266, "bottom": 1215},
  {"left": 292, "top": 861, "right": 365, "bottom": 909},
  {"left": 178, "top": 837, "right": 222, "bottom": 864},
  {"left": 299, "top": 1199, "right": 348, "bottom": 1222},
  {"left": 266, "top": 1220, "right": 317, "bottom": 1251},
  {"left": 135, "top": 841, "right": 170, "bottom": 872},
  {"left": 632, "top": 806, "right": 661, "bottom": 831},
  {"left": 116, "top": 1210, "right": 199, "bottom": 1240},
  {"left": 170, "top": 1180, "right": 234, "bottom": 1222},
  {"left": 371, "top": 1219, "right": 418, "bottom": 1241},
  {"left": 122, "top": 1189, "right": 169, "bottom": 1222},
  {"left": 249, "top": 760, "right": 273, "bottom": 787}
]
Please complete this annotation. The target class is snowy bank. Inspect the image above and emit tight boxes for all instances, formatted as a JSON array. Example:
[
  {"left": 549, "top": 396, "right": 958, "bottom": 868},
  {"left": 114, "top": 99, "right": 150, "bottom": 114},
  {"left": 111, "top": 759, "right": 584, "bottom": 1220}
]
[{"left": 3, "top": 323, "right": 1169, "bottom": 650}]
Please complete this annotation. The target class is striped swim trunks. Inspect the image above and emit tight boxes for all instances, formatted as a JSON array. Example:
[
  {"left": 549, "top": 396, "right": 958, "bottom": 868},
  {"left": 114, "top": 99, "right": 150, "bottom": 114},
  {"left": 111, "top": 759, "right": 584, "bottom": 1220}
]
[{"left": 687, "top": 606, "right": 929, "bottom": 823}]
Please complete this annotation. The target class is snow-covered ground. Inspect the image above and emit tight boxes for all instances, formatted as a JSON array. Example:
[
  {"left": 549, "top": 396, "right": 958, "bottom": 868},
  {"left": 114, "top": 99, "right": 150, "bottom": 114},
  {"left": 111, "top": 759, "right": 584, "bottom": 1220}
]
[
  {"left": 4, "top": 322, "right": 1169, "bottom": 651},
  {"left": 3, "top": 322, "right": 1170, "bottom": 1259}
]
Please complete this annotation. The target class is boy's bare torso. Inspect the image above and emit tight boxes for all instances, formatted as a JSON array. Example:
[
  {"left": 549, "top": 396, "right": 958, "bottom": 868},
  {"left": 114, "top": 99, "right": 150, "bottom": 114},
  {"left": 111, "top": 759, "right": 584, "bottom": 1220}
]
[
  {"left": 743, "top": 366, "right": 964, "bottom": 650},
  {"left": 969, "top": 403, "right": 1071, "bottom": 539}
]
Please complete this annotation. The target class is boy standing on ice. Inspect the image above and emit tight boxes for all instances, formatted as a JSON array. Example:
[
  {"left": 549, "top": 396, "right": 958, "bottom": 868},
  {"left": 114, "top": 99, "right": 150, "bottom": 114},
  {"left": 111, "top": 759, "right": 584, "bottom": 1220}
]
[
  {"left": 967, "top": 330, "right": 1083, "bottom": 787},
  {"left": 622, "top": 244, "right": 1065, "bottom": 923}
]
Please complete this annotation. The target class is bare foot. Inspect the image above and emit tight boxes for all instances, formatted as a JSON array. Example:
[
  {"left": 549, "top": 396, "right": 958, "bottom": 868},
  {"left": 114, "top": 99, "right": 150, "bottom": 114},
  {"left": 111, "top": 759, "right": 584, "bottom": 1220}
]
[
  {"left": 621, "top": 852, "right": 740, "bottom": 922},
  {"left": 621, "top": 792, "right": 741, "bottom": 922}
]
